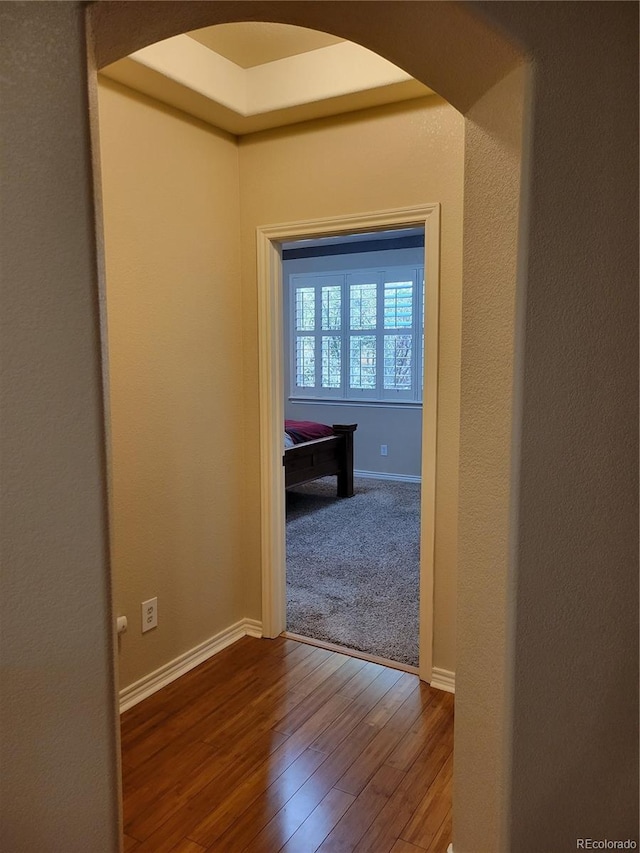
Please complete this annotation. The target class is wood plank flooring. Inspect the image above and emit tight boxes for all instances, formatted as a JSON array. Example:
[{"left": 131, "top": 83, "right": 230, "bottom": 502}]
[{"left": 120, "top": 636, "right": 454, "bottom": 853}]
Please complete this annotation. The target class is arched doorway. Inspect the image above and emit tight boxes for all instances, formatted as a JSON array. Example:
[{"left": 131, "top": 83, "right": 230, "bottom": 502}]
[
  {"left": 4, "top": 3, "right": 637, "bottom": 851},
  {"left": 88, "top": 5, "right": 527, "bottom": 851}
]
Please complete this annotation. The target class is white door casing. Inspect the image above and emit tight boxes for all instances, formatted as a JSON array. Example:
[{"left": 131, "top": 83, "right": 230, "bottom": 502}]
[{"left": 256, "top": 203, "right": 440, "bottom": 682}]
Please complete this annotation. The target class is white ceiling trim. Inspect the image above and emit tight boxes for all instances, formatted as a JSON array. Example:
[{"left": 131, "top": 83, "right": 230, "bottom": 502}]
[
  {"left": 123, "top": 35, "right": 418, "bottom": 118},
  {"left": 101, "top": 34, "right": 432, "bottom": 135},
  {"left": 186, "top": 22, "right": 344, "bottom": 69},
  {"left": 128, "top": 36, "right": 248, "bottom": 113},
  {"left": 244, "top": 42, "right": 416, "bottom": 115}
]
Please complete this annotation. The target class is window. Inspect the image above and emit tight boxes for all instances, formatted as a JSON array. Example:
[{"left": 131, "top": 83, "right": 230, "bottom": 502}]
[{"left": 290, "top": 264, "right": 425, "bottom": 403}]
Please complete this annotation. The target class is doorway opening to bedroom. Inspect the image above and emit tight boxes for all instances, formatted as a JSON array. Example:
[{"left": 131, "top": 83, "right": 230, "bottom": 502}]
[
  {"left": 282, "top": 227, "right": 425, "bottom": 670},
  {"left": 257, "top": 205, "right": 440, "bottom": 682}
]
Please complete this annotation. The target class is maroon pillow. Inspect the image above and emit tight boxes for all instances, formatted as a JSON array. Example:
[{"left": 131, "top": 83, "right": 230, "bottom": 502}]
[{"left": 284, "top": 420, "right": 334, "bottom": 444}]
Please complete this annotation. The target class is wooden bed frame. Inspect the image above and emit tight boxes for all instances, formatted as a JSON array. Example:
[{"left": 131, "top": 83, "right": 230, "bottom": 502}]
[{"left": 283, "top": 423, "right": 357, "bottom": 497}]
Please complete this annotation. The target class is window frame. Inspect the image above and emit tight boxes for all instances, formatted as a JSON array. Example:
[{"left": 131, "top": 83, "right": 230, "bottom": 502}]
[{"left": 289, "top": 262, "right": 425, "bottom": 405}]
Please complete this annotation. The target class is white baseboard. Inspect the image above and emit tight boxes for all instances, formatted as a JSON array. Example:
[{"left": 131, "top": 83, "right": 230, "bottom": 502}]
[
  {"left": 119, "top": 618, "right": 263, "bottom": 713},
  {"left": 431, "top": 666, "right": 455, "bottom": 693},
  {"left": 355, "top": 469, "right": 421, "bottom": 484}
]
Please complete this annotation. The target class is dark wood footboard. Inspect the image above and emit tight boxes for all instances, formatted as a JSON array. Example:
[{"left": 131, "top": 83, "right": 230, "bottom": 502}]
[{"left": 284, "top": 423, "right": 357, "bottom": 497}]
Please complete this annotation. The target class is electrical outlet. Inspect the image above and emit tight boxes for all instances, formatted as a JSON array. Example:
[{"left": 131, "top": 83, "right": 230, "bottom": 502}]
[
  {"left": 380, "top": 444, "right": 388, "bottom": 457},
  {"left": 141, "top": 597, "right": 158, "bottom": 633}
]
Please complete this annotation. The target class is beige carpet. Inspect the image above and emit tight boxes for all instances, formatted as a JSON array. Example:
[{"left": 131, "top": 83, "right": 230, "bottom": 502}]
[{"left": 285, "top": 476, "right": 420, "bottom": 666}]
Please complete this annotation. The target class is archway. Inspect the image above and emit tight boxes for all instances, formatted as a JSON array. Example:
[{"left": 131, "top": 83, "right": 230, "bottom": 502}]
[
  {"left": 88, "top": 5, "right": 528, "bottom": 851},
  {"left": 4, "top": 2, "right": 638, "bottom": 851}
]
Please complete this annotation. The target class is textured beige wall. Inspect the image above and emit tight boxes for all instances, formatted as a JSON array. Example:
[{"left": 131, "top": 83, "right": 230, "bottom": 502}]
[
  {"left": 97, "top": 79, "right": 245, "bottom": 689},
  {"left": 454, "top": 63, "right": 527, "bottom": 851},
  {"left": 0, "top": 3, "right": 121, "bottom": 849},
  {"left": 474, "top": 2, "right": 639, "bottom": 850},
  {"left": 238, "top": 97, "right": 464, "bottom": 671}
]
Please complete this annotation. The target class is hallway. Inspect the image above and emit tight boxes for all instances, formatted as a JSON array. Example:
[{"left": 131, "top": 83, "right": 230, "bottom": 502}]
[{"left": 120, "top": 636, "right": 454, "bottom": 851}]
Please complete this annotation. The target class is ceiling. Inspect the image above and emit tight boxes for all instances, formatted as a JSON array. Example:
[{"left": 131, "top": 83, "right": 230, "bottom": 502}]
[
  {"left": 187, "top": 22, "right": 344, "bottom": 68},
  {"left": 100, "top": 22, "right": 432, "bottom": 136}
]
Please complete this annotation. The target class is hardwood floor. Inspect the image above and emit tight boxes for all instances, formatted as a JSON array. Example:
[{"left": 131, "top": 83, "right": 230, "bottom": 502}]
[{"left": 120, "top": 636, "right": 454, "bottom": 853}]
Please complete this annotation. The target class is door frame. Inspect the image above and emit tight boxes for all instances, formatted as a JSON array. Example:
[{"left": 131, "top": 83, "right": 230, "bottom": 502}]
[{"left": 256, "top": 203, "right": 440, "bottom": 682}]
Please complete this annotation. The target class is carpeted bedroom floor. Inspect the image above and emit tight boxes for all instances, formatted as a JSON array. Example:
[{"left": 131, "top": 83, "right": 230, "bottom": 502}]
[{"left": 285, "top": 476, "right": 420, "bottom": 667}]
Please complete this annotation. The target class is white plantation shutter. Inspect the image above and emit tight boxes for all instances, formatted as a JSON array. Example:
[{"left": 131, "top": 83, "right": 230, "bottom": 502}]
[
  {"left": 290, "top": 264, "right": 424, "bottom": 402},
  {"left": 381, "top": 275, "right": 415, "bottom": 400}
]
